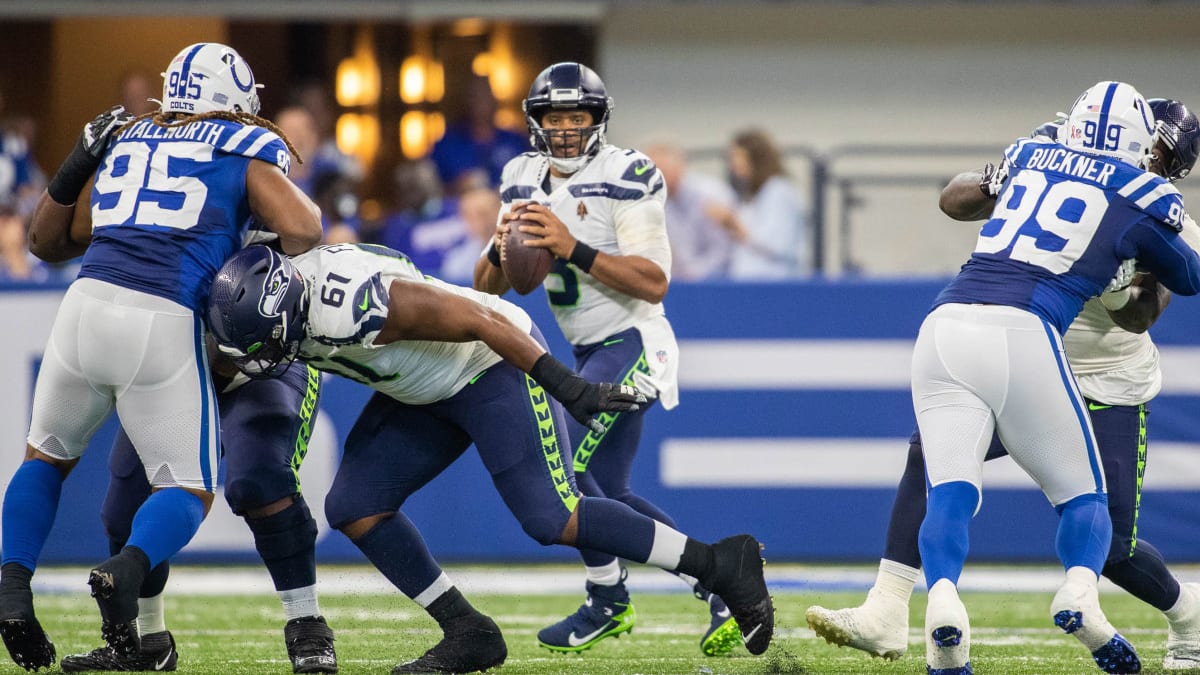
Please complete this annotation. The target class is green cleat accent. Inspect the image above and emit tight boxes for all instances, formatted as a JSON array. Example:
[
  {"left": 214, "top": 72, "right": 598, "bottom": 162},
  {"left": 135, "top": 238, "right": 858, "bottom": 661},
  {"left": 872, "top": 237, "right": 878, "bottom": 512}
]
[
  {"left": 701, "top": 615, "right": 741, "bottom": 656},
  {"left": 536, "top": 603, "right": 636, "bottom": 653}
]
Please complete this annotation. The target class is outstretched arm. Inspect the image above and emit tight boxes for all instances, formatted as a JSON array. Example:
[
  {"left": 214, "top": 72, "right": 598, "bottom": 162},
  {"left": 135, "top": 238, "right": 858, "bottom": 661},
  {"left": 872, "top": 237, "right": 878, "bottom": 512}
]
[{"left": 375, "top": 279, "right": 643, "bottom": 431}]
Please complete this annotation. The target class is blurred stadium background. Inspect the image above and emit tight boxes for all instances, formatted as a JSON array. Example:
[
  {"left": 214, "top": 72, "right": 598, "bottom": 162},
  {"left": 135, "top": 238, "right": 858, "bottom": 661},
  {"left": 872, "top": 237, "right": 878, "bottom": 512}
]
[{"left": 1, "top": 0, "right": 1199, "bottom": 571}]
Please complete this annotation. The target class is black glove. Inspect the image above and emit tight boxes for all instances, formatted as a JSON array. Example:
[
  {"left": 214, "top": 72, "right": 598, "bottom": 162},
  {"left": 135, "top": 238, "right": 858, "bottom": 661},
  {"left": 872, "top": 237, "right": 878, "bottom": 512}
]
[
  {"left": 48, "top": 105, "right": 135, "bottom": 205},
  {"left": 529, "top": 353, "right": 647, "bottom": 434}
]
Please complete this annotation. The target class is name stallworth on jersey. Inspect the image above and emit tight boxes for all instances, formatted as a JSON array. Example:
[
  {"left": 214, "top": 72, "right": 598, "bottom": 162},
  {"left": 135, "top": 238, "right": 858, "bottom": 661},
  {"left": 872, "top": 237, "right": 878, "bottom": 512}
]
[
  {"left": 119, "top": 119, "right": 225, "bottom": 145},
  {"left": 117, "top": 118, "right": 290, "bottom": 174}
]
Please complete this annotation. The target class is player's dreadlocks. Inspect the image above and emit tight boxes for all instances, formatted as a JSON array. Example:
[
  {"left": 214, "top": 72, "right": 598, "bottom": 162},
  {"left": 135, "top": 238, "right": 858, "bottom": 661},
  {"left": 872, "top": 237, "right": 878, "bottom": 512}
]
[{"left": 117, "top": 110, "right": 305, "bottom": 165}]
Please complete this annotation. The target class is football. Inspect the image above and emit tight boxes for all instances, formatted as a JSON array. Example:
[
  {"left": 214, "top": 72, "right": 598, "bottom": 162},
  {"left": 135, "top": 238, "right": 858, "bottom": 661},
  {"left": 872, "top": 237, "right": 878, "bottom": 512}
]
[{"left": 501, "top": 206, "right": 554, "bottom": 295}]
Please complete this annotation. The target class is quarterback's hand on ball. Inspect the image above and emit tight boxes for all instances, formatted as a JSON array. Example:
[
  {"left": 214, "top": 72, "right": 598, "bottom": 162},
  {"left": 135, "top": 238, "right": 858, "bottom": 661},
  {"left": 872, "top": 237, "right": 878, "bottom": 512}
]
[
  {"left": 571, "top": 383, "right": 647, "bottom": 434},
  {"left": 82, "top": 106, "right": 135, "bottom": 159},
  {"left": 513, "top": 202, "right": 576, "bottom": 259}
]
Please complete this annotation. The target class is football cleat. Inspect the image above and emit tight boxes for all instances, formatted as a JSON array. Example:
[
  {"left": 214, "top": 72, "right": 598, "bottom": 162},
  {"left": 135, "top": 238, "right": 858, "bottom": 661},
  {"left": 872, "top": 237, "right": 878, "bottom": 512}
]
[
  {"left": 696, "top": 587, "right": 739, "bottom": 657},
  {"left": 925, "top": 579, "right": 971, "bottom": 675},
  {"left": 61, "top": 630, "right": 177, "bottom": 672},
  {"left": 537, "top": 571, "right": 635, "bottom": 653},
  {"left": 1165, "top": 583, "right": 1200, "bottom": 670},
  {"left": 806, "top": 588, "right": 910, "bottom": 660},
  {"left": 698, "top": 535, "right": 774, "bottom": 655},
  {"left": 1051, "top": 568, "right": 1141, "bottom": 674},
  {"left": 392, "top": 612, "right": 506, "bottom": 674},
  {"left": 0, "top": 564, "right": 56, "bottom": 671},
  {"left": 284, "top": 616, "right": 337, "bottom": 673}
]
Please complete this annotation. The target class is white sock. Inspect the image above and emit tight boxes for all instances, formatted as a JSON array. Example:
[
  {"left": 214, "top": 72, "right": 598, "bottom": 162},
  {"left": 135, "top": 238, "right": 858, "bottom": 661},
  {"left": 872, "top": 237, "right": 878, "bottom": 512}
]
[
  {"left": 1166, "top": 584, "right": 1197, "bottom": 623},
  {"left": 873, "top": 558, "right": 922, "bottom": 604},
  {"left": 585, "top": 560, "right": 623, "bottom": 587},
  {"left": 137, "top": 593, "right": 167, "bottom": 636},
  {"left": 643, "top": 521, "right": 688, "bottom": 571},
  {"left": 412, "top": 573, "right": 455, "bottom": 609},
  {"left": 279, "top": 584, "right": 321, "bottom": 621}
]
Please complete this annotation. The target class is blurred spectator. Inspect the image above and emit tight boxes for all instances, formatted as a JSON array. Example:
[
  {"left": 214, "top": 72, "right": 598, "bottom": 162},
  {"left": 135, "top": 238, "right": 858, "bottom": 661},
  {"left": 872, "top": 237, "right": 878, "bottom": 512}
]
[
  {"left": 725, "top": 128, "right": 810, "bottom": 279},
  {"left": 0, "top": 85, "right": 47, "bottom": 282},
  {"left": 430, "top": 75, "right": 528, "bottom": 192},
  {"left": 275, "top": 105, "right": 361, "bottom": 244},
  {"left": 380, "top": 158, "right": 459, "bottom": 271},
  {"left": 643, "top": 138, "right": 742, "bottom": 281},
  {"left": 290, "top": 81, "right": 365, "bottom": 183},
  {"left": 118, "top": 69, "right": 159, "bottom": 116},
  {"left": 439, "top": 183, "right": 501, "bottom": 283}
]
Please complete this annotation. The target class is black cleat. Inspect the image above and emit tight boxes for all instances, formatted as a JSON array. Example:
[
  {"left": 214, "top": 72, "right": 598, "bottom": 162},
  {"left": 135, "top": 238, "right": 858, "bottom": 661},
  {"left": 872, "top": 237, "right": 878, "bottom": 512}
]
[
  {"left": 0, "top": 563, "right": 56, "bottom": 671},
  {"left": 0, "top": 619, "right": 56, "bottom": 671},
  {"left": 699, "top": 534, "right": 775, "bottom": 655},
  {"left": 61, "top": 630, "right": 177, "bottom": 672},
  {"left": 285, "top": 616, "right": 337, "bottom": 674},
  {"left": 392, "top": 612, "right": 507, "bottom": 674}
]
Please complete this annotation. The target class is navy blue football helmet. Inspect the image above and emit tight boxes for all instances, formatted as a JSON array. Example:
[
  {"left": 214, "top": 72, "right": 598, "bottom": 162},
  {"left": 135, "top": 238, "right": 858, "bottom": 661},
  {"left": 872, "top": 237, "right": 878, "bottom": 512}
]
[
  {"left": 1149, "top": 98, "right": 1200, "bottom": 181},
  {"left": 207, "top": 245, "right": 308, "bottom": 378},
  {"left": 523, "top": 62, "right": 613, "bottom": 173}
]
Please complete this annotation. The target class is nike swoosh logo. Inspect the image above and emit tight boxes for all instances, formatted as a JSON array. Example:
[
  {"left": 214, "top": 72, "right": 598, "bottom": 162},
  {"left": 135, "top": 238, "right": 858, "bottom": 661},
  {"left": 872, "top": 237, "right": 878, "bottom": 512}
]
[
  {"left": 602, "top": 338, "right": 624, "bottom": 346},
  {"left": 717, "top": 607, "right": 731, "bottom": 619},
  {"left": 634, "top": 163, "right": 651, "bottom": 176},
  {"left": 567, "top": 624, "right": 611, "bottom": 647},
  {"left": 1087, "top": 402, "right": 1113, "bottom": 411},
  {"left": 741, "top": 623, "right": 762, "bottom": 643},
  {"left": 359, "top": 293, "right": 370, "bottom": 311},
  {"left": 155, "top": 649, "right": 174, "bottom": 670}
]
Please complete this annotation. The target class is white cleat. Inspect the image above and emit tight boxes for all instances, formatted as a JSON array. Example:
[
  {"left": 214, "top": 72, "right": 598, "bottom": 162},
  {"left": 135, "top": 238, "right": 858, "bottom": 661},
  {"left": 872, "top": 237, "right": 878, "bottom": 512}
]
[
  {"left": 925, "top": 579, "right": 971, "bottom": 675},
  {"left": 1165, "top": 583, "right": 1200, "bottom": 670},
  {"left": 1051, "top": 567, "right": 1140, "bottom": 674},
  {"left": 806, "top": 588, "right": 908, "bottom": 660}
]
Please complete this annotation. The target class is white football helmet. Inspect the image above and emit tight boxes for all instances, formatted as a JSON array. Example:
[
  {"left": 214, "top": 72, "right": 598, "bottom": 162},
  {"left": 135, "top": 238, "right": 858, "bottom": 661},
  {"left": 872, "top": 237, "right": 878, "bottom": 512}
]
[
  {"left": 161, "top": 43, "right": 263, "bottom": 116},
  {"left": 1063, "top": 81, "right": 1155, "bottom": 167}
]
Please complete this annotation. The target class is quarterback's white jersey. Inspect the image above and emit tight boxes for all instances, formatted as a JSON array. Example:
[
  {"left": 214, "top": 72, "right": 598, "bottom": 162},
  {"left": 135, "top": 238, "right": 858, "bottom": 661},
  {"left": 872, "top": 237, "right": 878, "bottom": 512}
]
[
  {"left": 293, "top": 244, "right": 532, "bottom": 405},
  {"left": 1063, "top": 298, "right": 1160, "bottom": 406},
  {"left": 498, "top": 146, "right": 680, "bottom": 407}
]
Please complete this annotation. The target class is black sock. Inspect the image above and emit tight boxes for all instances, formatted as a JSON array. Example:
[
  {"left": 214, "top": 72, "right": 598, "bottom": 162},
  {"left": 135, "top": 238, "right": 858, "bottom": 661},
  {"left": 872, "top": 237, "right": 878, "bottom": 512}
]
[
  {"left": 427, "top": 587, "right": 476, "bottom": 626},
  {"left": 0, "top": 562, "right": 33, "bottom": 590},
  {"left": 677, "top": 538, "right": 714, "bottom": 580}
]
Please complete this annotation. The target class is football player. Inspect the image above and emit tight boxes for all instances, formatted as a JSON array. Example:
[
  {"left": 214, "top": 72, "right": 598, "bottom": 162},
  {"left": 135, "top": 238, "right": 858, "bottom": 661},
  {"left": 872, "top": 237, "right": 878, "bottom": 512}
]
[
  {"left": 61, "top": 350, "right": 335, "bottom": 674},
  {"left": 472, "top": 62, "right": 740, "bottom": 657},
  {"left": 807, "top": 97, "right": 1200, "bottom": 672},
  {"left": 0, "top": 42, "right": 322, "bottom": 672},
  {"left": 842, "top": 81, "right": 1200, "bottom": 675},
  {"left": 207, "top": 243, "right": 775, "bottom": 673}
]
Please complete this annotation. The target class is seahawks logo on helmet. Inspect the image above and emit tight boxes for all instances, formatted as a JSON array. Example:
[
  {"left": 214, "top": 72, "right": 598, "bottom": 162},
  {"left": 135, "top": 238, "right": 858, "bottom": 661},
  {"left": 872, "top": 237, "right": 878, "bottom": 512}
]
[{"left": 259, "top": 256, "right": 293, "bottom": 319}]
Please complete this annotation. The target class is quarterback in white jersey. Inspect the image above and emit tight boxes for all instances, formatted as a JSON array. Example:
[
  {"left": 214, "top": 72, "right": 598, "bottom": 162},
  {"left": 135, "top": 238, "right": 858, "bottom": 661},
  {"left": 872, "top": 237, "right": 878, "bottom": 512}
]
[{"left": 473, "top": 62, "right": 740, "bottom": 657}]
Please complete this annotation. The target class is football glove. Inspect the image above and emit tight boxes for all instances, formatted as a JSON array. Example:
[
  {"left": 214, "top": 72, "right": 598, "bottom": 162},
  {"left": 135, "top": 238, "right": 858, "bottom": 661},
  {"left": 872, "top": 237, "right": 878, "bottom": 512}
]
[
  {"left": 81, "top": 106, "right": 135, "bottom": 159},
  {"left": 529, "top": 353, "right": 647, "bottom": 434},
  {"left": 979, "top": 157, "right": 1010, "bottom": 198},
  {"left": 1105, "top": 258, "right": 1138, "bottom": 293}
]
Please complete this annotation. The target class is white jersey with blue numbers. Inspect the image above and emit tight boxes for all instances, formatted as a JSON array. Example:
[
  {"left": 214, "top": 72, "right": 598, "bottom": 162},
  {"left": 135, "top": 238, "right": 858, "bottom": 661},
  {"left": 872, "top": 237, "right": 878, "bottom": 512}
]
[
  {"left": 498, "top": 145, "right": 681, "bottom": 408},
  {"left": 79, "top": 117, "right": 290, "bottom": 312},
  {"left": 934, "top": 136, "right": 1197, "bottom": 333},
  {"left": 293, "top": 243, "right": 533, "bottom": 405}
]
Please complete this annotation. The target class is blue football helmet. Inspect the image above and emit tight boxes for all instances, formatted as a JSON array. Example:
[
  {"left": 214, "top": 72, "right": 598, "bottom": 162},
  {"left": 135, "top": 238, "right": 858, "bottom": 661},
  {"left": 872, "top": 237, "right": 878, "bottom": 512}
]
[
  {"left": 523, "top": 62, "right": 613, "bottom": 173},
  {"left": 162, "top": 42, "right": 263, "bottom": 116},
  {"left": 207, "top": 245, "right": 308, "bottom": 378},
  {"left": 1148, "top": 98, "right": 1200, "bottom": 181}
]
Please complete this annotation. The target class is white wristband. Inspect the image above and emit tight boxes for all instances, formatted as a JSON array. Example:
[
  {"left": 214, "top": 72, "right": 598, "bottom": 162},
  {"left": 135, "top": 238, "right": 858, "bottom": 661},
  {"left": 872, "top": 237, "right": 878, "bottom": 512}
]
[{"left": 1100, "top": 287, "right": 1132, "bottom": 311}]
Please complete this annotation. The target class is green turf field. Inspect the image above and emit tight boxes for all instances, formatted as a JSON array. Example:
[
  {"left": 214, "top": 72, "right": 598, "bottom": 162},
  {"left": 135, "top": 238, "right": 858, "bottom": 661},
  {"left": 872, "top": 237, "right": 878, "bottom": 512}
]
[{"left": 8, "top": 573, "right": 1190, "bottom": 674}]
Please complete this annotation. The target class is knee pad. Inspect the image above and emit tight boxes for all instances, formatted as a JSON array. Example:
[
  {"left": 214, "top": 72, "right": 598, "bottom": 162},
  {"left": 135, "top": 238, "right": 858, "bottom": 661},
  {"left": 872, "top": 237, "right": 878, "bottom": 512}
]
[{"left": 246, "top": 497, "right": 318, "bottom": 562}]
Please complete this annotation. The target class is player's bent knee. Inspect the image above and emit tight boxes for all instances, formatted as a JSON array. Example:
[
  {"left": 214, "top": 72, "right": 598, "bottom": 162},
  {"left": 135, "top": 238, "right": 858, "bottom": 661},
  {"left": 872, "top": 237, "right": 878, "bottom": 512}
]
[
  {"left": 519, "top": 513, "right": 568, "bottom": 546},
  {"left": 225, "top": 477, "right": 273, "bottom": 514},
  {"left": 247, "top": 497, "right": 318, "bottom": 561}
]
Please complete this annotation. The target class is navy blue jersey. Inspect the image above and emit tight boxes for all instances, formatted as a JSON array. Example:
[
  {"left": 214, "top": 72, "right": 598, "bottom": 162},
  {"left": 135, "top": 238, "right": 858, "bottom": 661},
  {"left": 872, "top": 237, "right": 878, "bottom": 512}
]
[
  {"left": 934, "top": 137, "right": 1200, "bottom": 332},
  {"left": 79, "top": 117, "right": 290, "bottom": 311}
]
